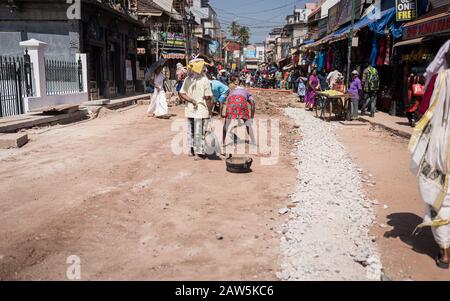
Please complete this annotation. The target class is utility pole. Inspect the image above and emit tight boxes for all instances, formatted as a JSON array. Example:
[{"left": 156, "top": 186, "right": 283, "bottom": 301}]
[
  {"left": 155, "top": 23, "right": 161, "bottom": 60},
  {"left": 346, "top": 0, "right": 356, "bottom": 87}
]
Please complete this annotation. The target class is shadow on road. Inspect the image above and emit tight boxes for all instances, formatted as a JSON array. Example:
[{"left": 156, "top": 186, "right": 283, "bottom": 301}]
[
  {"left": 384, "top": 212, "right": 439, "bottom": 259},
  {"left": 396, "top": 122, "right": 412, "bottom": 127}
]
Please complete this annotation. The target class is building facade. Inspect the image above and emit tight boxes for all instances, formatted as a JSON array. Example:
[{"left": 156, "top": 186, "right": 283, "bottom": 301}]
[{"left": 0, "top": 0, "right": 144, "bottom": 99}]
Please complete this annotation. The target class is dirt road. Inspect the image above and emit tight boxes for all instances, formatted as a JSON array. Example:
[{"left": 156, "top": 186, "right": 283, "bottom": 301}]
[
  {"left": 0, "top": 103, "right": 298, "bottom": 280},
  {"left": 0, "top": 92, "right": 448, "bottom": 280},
  {"left": 337, "top": 122, "right": 450, "bottom": 280}
]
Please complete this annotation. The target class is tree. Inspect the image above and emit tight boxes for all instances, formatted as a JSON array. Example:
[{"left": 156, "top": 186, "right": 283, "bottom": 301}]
[
  {"left": 238, "top": 26, "right": 250, "bottom": 46},
  {"left": 228, "top": 21, "right": 251, "bottom": 46},
  {"left": 229, "top": 21, "right": 240, "bottom": 40}
]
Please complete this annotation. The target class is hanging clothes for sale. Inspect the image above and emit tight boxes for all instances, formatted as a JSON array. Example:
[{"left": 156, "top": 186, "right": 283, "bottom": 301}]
[
  {"left": 331, "top": 44, "right": 345, "bottom": 72},
  {"left": 317, "top": 51, "right": 326, "bottom": 72},
  {"left": 384, "top": 35, "right": 391, "bottom": 66},
  {"left": 376, "top": 37, "right": 385, "bottom": 66},
  {"left": 326, "top": 47, "right": 332, "bottom": 72},
  {"left": 370, "top": 36, "right": 379, "bottom": 67}
]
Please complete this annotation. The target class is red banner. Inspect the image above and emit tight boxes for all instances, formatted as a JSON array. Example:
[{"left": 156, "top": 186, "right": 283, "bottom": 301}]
[{"left": 404, "top": 15, "right": 450, "bottom": 39}]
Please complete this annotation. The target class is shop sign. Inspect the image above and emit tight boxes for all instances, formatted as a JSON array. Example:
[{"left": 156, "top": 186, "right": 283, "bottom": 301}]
[
  {"left": 161, "top": 32, "right": 186, "bottom": 47},
  {"left": 404, "top": 15, "right": 450, "bottom": 39},
  {"left": 244, "top": 46, "right": 257, "bottom": 59},
  {"left": 396, "top": 0, "right": 417, "bottom": 22}
]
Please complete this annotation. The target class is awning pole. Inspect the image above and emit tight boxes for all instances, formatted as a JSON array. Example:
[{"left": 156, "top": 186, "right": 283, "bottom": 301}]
[{"left": 346, "top": 0, "right": 356, "bottom": 87}]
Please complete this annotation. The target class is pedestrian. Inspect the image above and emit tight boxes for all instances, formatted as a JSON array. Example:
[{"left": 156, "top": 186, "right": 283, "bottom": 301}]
[
  {"left": 297, "top": 71, "right": 307, "bottom": 103},
  {"left": 147, "top": 64, "right": 170, "bottom": 119},
  {"left": 246, "top": 72, "right": 252, "bottom": 87},
  {"left": 348, "top": 70, "right": 362, "bottom": 120},
  {"left": 275, "top": 69, "right": 283, "bottom": 89},
  {"left": 406, "top": 73, "right": 424, "bottom": 127},
  {"left": 176, "top": 63, "right": 187, "bottom": 92},
  {"left": 239, "top": 72, "right": 246, "bottom": 86},
  {"left": 409, "top": 43, "right": 450, "bottom": 269},
  {"left": 305, "top": 69, "right": 320, "bottom": 110},
  {"left": 179, "top": 58, "right": 214, "bottom": 160},
  {"left": 218, "top": 70, "right": 229, "bottom": 85},
  {"left": 361, "top": 64, "right": 380, "bottom": 117},
  {"left": 210, "top": 79, "right": 230, "bottom": 116},
  {"left": 326, "top": 69, "right": 342, "bottom": 91},
  {"left": 221, "top": 86, "right": 256, "bottom": 153}
]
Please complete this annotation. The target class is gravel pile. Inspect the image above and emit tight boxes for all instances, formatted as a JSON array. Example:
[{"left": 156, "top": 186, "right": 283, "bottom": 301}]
[{"left": 278, "top": 108, "right": 383, "bottom": 281}]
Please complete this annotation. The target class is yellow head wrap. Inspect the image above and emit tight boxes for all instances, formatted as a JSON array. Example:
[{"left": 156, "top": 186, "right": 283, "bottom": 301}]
[{"left": 188, "top": 58, "right": 206, "bottom": 75}]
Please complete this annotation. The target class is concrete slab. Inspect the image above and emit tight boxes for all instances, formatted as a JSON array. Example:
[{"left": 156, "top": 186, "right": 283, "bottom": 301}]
[
  {"left": 83, "top": 99, "right": 111, "bottom": 106},
  {"left": 0, "top": 110, "right": 88, "bottom": 133},
  {"left": 0, "top": 132, "right": 28, "bottom": 149}
]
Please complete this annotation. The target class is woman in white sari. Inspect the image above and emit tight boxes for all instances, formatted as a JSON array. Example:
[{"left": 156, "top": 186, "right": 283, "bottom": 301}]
[
  {"left": 410, "top": 40, "right": 450, "bottom": 269},
  {"left": 147, "top": 66, "right": 169, "bottom": 119}
]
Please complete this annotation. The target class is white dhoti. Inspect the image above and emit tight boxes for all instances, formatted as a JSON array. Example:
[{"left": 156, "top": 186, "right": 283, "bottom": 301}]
[
  {"left": 147, "top": 90, "right": 168, "bottom": 117},
  {"left": 432, "top": 208, "right": 450, "bottom": 249},
  {"left": 410, "top": 69, "right": 450, "bottom": 249}
]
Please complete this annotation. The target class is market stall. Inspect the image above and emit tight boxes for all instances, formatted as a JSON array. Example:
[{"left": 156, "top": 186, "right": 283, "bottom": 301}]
[{"left": 316, "top": 90, "right": 353, "bottom": 121}]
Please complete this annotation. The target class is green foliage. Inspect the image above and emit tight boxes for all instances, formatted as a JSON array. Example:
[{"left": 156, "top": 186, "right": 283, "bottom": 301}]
[{"left": 228, "top": 21, "right": 251, "bottom": 46}]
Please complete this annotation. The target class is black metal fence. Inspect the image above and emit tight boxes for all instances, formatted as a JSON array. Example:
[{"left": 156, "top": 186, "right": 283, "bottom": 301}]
[
  {"left": 45, "top": 57, "right": 83, "bottom": 95},
  {"left": 0, "top": 52, "right": 33, "bottom": 118}
]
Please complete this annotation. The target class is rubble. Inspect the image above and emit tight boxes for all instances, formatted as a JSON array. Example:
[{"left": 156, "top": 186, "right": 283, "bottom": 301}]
[{"left": 278, "top": 108, "right": 383, "bottom": 281}]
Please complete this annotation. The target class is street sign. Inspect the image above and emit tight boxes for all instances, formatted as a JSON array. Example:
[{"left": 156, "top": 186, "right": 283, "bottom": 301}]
[{"left": 396, "top": 0, "right": 417, "bottom": 22}]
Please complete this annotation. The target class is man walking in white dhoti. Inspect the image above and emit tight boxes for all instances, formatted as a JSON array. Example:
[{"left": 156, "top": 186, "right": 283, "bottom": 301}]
[
  {"left": 147, "top": 61, "right": 170, "bottom": 119},
  {"left": 410, "top": 40, "right": 450, "bottom": 269}
]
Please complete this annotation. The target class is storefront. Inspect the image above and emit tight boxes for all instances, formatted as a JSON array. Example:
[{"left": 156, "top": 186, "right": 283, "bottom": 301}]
[
  {"left": 394, "top": 4, "right": 450, "bottom": 115},
  {"left": 81, "top": 2, "right": 143, "bottom": 99}
]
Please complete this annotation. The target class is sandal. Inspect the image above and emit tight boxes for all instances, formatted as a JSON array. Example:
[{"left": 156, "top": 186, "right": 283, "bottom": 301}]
[{"left": 435, "top": 256, "right": 449, "bottom": 269}]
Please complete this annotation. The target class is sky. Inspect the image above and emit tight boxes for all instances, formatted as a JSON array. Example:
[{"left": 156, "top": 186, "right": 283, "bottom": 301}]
[{"left": 209, "top": 0, "right": 309, "bottom": 44}]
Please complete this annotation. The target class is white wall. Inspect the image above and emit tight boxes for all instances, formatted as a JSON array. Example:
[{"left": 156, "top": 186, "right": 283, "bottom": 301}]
[
  {"left": 256, "top": 46, "right": 265, "bottom": 62},
  {"left": 19, "top": 39, "right": 88, "bottom": 113},
  {"left": 320, "top": 0, "right": 340, "bottom": 18}
]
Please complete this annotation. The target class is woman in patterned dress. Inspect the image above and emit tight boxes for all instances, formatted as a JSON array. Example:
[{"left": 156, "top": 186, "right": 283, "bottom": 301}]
[{"left": 221, "top": 86, "right": 256, "bottom": 151}]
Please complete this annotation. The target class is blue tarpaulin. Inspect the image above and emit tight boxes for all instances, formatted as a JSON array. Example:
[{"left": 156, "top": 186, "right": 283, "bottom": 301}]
[
  {"left": 332, "top": 7, "right": 403, "bottom": 39},
  {"left": 302, "top": 40, "right": 315, "bottom": 45},
  {"left": 368, "top": 8, "right": 399, "bottom": 37}
]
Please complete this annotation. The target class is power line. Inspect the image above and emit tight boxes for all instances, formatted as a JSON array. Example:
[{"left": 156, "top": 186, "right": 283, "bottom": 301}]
[{"left": 213, "top": 1, "right": 300, "bottom": 15}]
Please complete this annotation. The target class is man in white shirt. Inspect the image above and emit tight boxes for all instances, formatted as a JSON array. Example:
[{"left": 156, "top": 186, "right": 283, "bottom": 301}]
[{"left": 179, "top": 59, "right": 214, "bottom": 160}]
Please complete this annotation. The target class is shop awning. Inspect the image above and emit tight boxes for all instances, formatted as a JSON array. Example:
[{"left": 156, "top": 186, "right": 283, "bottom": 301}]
[
  {"left": 393, "top": 37, "right": 426, "bottom": 48},
  {"left": 301, "top": 40, "right": 315, "bottom": 46},
  {"left": 329, "top": 7, "right": 398, "bottom": 43},
  {"left": 302, "top": 33, "right": 334, "bottom": 49}
]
